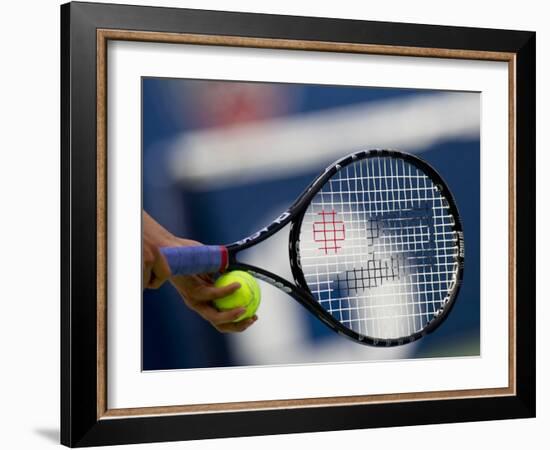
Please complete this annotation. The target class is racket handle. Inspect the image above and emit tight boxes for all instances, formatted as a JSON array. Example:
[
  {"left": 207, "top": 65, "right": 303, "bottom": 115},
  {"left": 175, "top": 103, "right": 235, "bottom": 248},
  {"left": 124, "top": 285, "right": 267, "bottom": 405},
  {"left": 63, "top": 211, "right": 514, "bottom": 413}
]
[{"left": 160, "top": 245, "right": 228, "bottom": 276}]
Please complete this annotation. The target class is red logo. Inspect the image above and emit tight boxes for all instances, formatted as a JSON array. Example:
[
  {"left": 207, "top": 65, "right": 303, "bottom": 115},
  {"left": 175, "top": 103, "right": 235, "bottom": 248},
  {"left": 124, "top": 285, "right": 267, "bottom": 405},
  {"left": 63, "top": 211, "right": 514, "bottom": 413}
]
[{"left": 313, "top": 210, "right": 346, "bottom": 254}]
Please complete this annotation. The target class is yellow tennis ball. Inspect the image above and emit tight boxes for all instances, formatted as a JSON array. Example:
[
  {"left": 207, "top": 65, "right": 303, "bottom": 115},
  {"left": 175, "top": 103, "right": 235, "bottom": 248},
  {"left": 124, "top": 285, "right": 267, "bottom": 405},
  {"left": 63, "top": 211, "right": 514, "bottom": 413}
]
[{"left": 213, "top": 271, "right": 261, "bottom": 322}]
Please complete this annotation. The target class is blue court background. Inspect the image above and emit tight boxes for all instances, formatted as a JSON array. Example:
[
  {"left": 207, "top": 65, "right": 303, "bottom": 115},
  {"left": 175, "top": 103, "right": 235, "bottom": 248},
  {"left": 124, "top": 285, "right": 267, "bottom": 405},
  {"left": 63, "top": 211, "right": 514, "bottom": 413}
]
[{"left": 142, "top": 78, "right": 480, "bottom": 370}]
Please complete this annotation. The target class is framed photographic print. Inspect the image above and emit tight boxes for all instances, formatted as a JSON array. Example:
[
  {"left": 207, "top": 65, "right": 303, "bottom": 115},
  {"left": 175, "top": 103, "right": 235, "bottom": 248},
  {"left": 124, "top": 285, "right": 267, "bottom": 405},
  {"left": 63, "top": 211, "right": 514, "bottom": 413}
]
[{"left": 61, "top": 1, "right": 536, "bottom": 447}]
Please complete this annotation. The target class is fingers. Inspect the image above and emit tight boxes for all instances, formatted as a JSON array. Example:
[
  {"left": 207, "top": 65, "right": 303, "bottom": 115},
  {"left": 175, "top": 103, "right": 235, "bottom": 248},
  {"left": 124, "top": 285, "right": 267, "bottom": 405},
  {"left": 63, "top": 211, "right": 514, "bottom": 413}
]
[
  {"left": 197, "top": 273, "right": 214, "bottom": 283},
  {"left": 195, "top": 303, "right": 246, "bottom": 325},
  {"left": 147, "top": 247, "right": 172, "bottom": 289},
  {"left": 169, "top": 273, "right": 257, "bottom": 333},
  {"left": 193, "top": 302, "right": 258, "bottom": 332},
  {"left": 143, "top": 265, "right": 152, "bottom": 288},
  {"left": 192, "top": 282, "right": 241, "bottom": 302},
  {"left": 142, "top": 243, "right": 156, "bottom": 288},
  {"left": 216, "top": 316, "right": 258, "bottom": 333}
]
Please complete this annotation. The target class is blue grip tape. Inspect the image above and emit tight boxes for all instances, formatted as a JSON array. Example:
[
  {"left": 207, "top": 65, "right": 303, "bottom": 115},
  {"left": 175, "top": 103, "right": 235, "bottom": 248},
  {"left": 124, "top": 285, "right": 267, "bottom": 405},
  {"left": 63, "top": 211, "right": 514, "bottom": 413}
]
[{"left": 160, "top": 245, "right": 225, "bottom": 276}]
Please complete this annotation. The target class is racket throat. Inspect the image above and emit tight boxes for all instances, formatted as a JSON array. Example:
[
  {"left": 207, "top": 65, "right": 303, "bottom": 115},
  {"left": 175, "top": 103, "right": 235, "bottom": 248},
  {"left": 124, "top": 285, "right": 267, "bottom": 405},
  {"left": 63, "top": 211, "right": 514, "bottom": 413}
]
[{"left": 230, "top": 263, "right": 293, "bottom": 294}]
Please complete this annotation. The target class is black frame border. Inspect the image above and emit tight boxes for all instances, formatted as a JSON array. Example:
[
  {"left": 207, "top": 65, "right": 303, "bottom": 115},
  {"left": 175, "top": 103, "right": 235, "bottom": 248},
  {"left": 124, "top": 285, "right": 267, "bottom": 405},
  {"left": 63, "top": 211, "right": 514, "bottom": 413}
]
[{"left": 61, "top": 1, "right": 535, "bottom": 447}]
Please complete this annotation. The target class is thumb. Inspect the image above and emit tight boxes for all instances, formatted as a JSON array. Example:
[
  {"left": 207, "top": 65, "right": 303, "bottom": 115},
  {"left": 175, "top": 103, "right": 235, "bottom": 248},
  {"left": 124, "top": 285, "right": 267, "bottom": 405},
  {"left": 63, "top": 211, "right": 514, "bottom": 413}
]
[{"left": 147, "top": 247, "right": 172, "bottom": 289}]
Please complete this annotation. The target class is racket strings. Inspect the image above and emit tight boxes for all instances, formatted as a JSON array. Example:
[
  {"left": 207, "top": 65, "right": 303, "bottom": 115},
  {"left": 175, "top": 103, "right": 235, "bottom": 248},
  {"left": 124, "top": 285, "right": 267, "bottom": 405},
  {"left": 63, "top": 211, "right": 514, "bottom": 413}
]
[{"left": 298, "top": 155, "right": 459, "bottom": 341}]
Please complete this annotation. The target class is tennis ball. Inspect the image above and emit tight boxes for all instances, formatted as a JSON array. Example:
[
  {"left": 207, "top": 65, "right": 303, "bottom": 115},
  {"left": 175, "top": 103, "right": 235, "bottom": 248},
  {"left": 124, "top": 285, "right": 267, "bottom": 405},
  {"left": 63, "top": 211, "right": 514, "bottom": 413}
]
[{"left": 213, "top": 271, "right": 261, "bottom": 322}]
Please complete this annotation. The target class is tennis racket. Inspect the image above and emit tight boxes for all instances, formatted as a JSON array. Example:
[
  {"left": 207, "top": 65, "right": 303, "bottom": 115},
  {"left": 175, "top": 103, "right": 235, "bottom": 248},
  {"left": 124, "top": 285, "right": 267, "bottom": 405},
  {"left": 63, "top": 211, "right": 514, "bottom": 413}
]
[{"left": 160, "top": 149, "right": 464, "bottom": 346}]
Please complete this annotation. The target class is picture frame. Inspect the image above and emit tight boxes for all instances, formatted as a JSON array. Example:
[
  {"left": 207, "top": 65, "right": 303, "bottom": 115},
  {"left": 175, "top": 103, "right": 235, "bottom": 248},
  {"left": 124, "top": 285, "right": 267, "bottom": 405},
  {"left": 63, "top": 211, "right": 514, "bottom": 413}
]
[{"left": 60, "top": 1, "right": 535, "bottom": 447}]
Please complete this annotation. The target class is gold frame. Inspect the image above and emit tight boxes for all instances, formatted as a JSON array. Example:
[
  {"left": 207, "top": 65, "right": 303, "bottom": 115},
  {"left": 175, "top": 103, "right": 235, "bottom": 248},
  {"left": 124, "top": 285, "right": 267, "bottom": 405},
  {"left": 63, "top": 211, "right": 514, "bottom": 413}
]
[{"left": 96, "top": 29, "right": 516, "bottom": 420}]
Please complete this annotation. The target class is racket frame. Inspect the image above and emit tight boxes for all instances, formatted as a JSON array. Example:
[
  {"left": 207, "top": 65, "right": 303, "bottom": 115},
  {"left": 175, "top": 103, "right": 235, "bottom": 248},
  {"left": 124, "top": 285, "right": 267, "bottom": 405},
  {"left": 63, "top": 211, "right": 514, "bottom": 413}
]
[{"left": 225, "top": 149, "right": 464, "bottom": 347}]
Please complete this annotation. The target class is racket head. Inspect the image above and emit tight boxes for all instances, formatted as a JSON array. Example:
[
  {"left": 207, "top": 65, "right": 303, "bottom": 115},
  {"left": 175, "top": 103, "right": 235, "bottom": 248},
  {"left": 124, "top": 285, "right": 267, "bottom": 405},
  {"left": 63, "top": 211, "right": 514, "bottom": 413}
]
[{"left": 289, "top": 149, "right": 464, "bottom": 346}]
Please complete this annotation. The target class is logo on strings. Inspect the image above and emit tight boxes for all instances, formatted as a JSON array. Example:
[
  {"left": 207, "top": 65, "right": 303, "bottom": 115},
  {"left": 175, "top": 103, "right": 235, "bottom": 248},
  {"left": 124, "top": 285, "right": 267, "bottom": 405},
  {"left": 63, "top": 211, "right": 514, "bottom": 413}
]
[{"left": 313, "top": 210, "right": 346, "bottom": 254}]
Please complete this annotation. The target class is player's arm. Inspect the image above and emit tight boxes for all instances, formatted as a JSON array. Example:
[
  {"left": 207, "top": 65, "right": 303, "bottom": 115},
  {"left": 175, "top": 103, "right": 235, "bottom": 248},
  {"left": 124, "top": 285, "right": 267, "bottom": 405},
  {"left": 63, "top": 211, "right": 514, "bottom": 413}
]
[{"left": 143, "top": 211, "right": 257, "bottom": 332}]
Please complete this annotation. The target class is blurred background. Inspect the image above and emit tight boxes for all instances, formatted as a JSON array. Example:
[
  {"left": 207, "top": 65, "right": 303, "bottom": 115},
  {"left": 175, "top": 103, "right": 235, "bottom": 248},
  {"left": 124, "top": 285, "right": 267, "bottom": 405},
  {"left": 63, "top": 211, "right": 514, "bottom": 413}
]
[{"left": 142, "top": 78, "right": 480, "bottom": 371}]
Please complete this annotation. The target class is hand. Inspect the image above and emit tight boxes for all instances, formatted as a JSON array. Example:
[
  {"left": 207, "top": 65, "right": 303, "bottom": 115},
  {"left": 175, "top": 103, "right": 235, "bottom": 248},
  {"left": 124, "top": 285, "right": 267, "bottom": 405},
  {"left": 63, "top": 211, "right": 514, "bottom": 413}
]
[
  {"left": 142, "top": 211, "right": 174, "bottom": 288},
  {"left": 171, "top": 274, "right": 258, "bottom": 333},
  {"left": 143, "top": 211, "right": 257, "bottom": 332}
]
